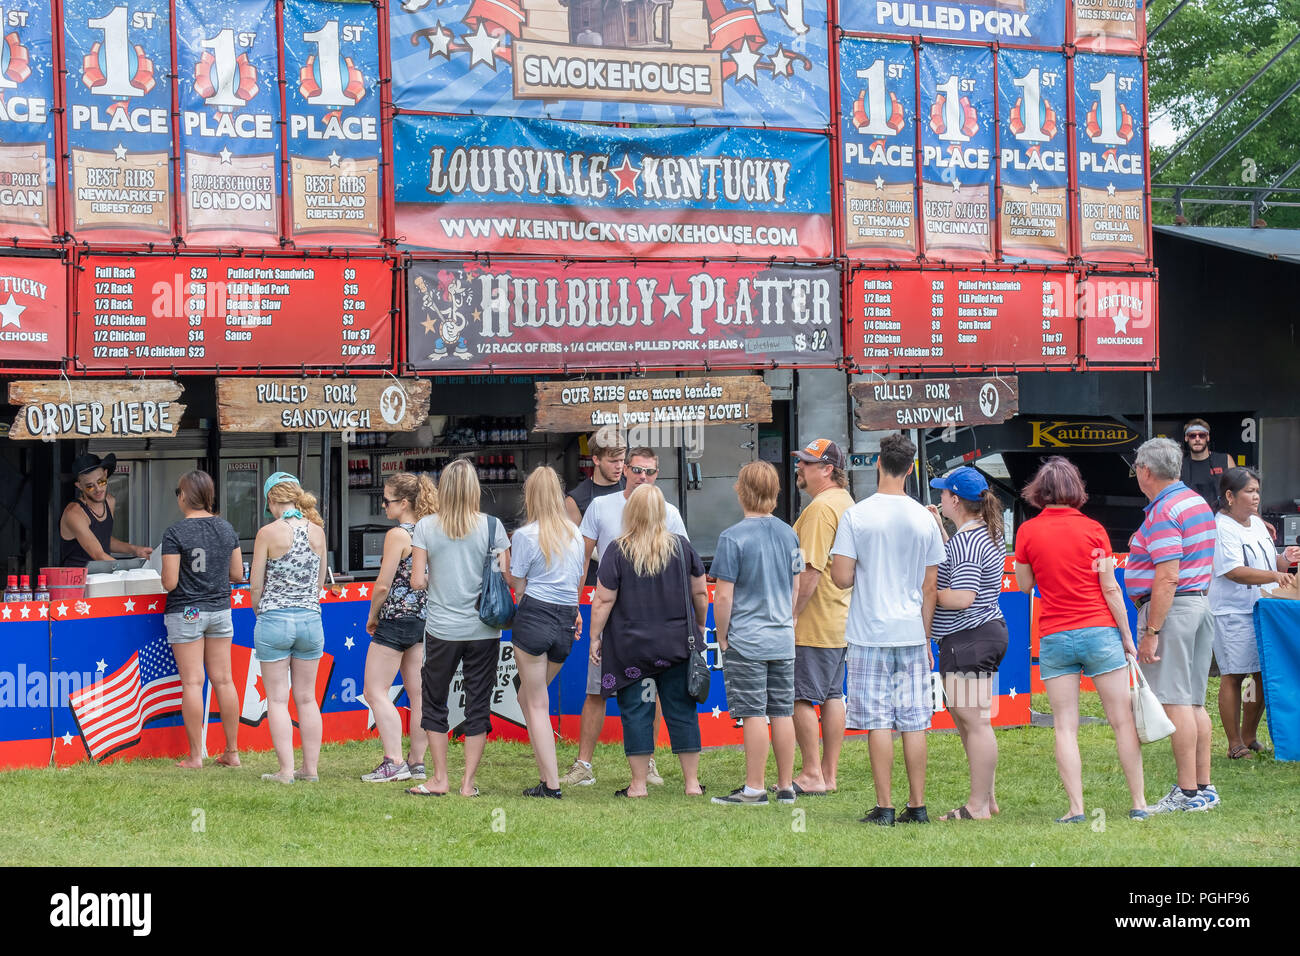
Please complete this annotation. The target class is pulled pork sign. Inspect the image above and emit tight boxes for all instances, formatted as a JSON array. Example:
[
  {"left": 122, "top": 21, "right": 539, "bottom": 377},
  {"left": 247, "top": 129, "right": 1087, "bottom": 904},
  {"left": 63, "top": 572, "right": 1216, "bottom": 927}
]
[
  {"left": 217, "top": 378, "right": 430, "bottom": 432},
  {"left": 8, "top": 379, "right": 185, "bottom": 439},
  {"left": 850, "top": 375, "right": 1017, "bottom": 430},
  {"left": 534, "top": 377, "right": 772, "bottom": 432}
]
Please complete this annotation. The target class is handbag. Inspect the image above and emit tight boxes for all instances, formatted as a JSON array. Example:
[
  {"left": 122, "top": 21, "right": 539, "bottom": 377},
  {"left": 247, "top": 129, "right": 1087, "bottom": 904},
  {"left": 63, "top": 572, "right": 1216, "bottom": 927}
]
[
  {"left": 1128, "top": 657, "right": 1175, "bottom": 744},
  {"left": 678, "top": 540, "right": 711, "bottom": 704},
  {"left": 476, "top": 514, "right": 516, "bottom": 629}
]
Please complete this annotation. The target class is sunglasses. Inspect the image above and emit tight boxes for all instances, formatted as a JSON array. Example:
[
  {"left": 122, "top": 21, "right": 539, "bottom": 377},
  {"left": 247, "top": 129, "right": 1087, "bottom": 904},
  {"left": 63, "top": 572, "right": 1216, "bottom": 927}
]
[
  {"left": 175, "top": 487, "right": 182, "bottom": 496},
  {"left": 627, "top": 465, "right": 658, "bottom": 476},
  {"left": 380, "top": 497, "right": 399, "bottom": 507},
  {"left": 81, "top": 477, "right": 108, "bottom": 490},
  {"left": 1186, "top": 433, "right": 1209, "bottom": 439}
]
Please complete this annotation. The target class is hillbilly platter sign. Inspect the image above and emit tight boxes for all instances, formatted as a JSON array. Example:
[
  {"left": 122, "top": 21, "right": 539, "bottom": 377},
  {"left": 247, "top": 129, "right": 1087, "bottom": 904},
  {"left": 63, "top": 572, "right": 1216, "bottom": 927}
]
[
  {"left": 8, "top": 379, "right": 186, "bottom": 440},
  {"left": 217, "top": 378, "right": 431, "bottom": 432},
  {"left": 850, "top": 375, "right": 1017, "bottom": 431},
  {"left": 534, "top": 376, "right": 772, "bottom": 432}
]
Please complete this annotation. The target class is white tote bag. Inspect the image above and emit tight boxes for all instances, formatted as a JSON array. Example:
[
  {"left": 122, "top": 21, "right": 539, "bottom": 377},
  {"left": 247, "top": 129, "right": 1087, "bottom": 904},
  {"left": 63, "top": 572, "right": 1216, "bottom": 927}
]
[{"left": 1128, "top": 658, "right": 1176, "bottom": 744}]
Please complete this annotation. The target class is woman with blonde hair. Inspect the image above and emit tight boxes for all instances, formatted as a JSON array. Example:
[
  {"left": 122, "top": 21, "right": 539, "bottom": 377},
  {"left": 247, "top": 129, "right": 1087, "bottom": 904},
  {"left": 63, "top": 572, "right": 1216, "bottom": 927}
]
[
  {"left": 408, "top": 458, "right": 509, "bottom": 797},
  {"left": 506, "top": 466, "right": 586, "bottom": 798},
  {"left": 588, "top": 484, "right": 708, "bottom": 798},
  {"left": 361, "top": 472, "right": 439, "bottom": 783},
  {"left": 251, "top": 473, "right": 327, "bottom": 784}
]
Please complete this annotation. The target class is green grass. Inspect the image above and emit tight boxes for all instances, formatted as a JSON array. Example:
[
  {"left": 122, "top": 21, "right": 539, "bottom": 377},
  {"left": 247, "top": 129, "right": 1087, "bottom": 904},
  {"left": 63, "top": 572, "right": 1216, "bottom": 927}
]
[{"left": 3, "top": 678, "right": 1295, "bottom": 866}]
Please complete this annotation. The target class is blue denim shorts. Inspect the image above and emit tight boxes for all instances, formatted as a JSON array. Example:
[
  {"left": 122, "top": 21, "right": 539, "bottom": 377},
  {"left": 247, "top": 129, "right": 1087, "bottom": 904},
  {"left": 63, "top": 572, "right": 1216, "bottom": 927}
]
[
  {"left": 254, "top": 608, "right": 325, "bottom": 662},
  {"left": 1039, "top": 626, "right": 1127, "bottom": 681}
]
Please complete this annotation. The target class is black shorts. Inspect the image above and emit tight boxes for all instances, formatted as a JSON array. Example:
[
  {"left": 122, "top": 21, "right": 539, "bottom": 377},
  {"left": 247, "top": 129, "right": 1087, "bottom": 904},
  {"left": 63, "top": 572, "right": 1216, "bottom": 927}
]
[
  {"left": 371, "top": 617, "right": 424, "bottom": 653},
  {"left": 509, "top": 594, "right": 578, "bottom": 664},
  {"left": 938, "top": 618, "right": 1008, "bottom": 677}
]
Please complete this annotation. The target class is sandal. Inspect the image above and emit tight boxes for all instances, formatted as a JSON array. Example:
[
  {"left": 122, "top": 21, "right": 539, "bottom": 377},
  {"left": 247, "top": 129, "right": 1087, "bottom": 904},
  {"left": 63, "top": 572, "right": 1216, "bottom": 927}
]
[
  {"left": 614, "top": 787, "right": 647, "bottom": 798},
  {"left": 406, "top": 784, "right": 447, "bottom": 797},
  {"left": 1246, "top": 740, "right": 1265, "bottom": 753},
  {"left": 213, "top": 751, "right": 240, "bottom": 768},
  {"left": 1227, "top": 745, "right": 1253, "bottom": 759},
  {"left": 685, "top": 784, "right": 706, "bottom": 797},
  {"left": 940, "top": 806, "right": 976, "bottom": 821}
]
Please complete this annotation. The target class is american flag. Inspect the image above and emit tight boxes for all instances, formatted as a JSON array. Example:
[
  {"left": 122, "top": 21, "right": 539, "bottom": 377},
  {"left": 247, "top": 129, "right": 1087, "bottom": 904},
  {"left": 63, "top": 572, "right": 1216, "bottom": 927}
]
[{"left": 69, "top": 634, "right": 185, "bottom": 761}]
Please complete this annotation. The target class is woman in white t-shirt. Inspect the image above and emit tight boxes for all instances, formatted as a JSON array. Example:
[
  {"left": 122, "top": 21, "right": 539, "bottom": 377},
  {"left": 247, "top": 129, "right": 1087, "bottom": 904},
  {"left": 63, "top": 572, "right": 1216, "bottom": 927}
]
[
  {"left": 506, "top": 466, "right": 586, "bottom": 798},
  {"left": 1209, "top": 468, "right": 1299, "bottom": 759}
]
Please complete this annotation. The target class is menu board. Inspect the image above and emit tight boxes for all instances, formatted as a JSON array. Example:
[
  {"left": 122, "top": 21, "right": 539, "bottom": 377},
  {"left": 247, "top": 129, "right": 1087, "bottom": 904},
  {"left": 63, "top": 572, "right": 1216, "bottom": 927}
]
[
  {"left": 75, "top": 256, "right": 393, "bottom": 369},
  {"left": 849, "top": 268, "right": 1077, "bottom": 369}
]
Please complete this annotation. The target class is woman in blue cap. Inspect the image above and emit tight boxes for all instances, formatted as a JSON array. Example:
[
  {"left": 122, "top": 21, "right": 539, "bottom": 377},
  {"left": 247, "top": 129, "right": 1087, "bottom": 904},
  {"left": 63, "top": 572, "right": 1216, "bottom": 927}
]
[
  {"left": 250, "top": 472, "right": 328, "bottom": 784},
  {"left": 925, "top": 467, "right": 1008, "bottom": 821}
]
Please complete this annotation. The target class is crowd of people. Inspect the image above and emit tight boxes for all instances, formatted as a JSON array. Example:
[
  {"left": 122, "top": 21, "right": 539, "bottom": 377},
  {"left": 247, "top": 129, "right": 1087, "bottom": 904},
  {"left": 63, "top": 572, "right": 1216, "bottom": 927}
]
[{"left": 153, "top": 425, "right": 1292, "bottom": 823}]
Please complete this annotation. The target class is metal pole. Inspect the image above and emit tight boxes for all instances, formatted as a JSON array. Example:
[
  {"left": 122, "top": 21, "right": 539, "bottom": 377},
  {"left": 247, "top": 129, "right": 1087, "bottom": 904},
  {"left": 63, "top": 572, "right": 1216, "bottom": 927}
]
[
  {"left": 297, "top": 432, "right": 307, "bottom": 483},
  {"left": 917, "top": 426, "right": 930, "bottom": 505},
  {"left": 1186, "top": 77, "right": 1300, "bottom": 185},
  {"left": 1255, "top": 154, "right": 1300, "bottom": 207},
  {"left": 1148, "top": 0, "right": 1192, "bottom": 38},
  {"left": 320, "top": 431, "right": 332, "bottom": 540},
  {"left": 1144, "top": 372, "right": 1153, "bottom": 440}
]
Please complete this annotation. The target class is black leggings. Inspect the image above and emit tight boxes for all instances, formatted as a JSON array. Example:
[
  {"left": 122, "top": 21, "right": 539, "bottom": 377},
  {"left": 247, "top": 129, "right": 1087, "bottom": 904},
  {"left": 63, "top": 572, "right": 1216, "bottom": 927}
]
[{"left": 421, "top": 636, "right": 499, "bottom": 737}]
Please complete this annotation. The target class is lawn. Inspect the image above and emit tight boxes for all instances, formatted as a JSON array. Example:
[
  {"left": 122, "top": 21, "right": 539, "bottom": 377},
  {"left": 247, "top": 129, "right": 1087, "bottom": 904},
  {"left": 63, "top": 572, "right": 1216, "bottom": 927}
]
[{"left": 2, "top": 679, "right": 1295, "bottom": 866}]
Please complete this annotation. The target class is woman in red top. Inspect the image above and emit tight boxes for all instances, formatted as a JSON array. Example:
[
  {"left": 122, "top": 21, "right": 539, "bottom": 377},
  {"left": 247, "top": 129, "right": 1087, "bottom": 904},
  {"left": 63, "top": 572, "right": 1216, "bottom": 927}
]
[{"left": 1014, "top": 457, "right": 1149, "bottom": 822}]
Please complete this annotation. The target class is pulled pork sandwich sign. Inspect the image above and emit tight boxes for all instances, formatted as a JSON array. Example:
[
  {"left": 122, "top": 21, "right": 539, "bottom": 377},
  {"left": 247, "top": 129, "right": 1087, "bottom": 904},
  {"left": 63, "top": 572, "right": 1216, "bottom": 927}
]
[
  {"left": 8, "top": 379, "right": 185, "bottom": 439},
  {"left": 534, "top": 376, "right": 772, "bottom": 432},
  {"left": 217, "top": 377, "right": 430, "bottom": 432},
  {"left": 850, "top": 375, "right": 1017, "bottom": 430}
]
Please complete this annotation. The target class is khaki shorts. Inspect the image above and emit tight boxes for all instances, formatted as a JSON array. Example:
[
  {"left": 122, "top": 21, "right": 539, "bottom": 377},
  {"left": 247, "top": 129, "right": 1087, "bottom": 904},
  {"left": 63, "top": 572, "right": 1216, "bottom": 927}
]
[{"left": 1139, "top": 595, "right": 1214, "bottom": 707}]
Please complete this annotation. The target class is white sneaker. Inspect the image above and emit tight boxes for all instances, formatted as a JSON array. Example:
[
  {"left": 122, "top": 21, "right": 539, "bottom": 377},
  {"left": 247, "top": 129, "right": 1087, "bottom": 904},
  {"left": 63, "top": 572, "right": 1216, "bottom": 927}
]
[
  {"left": 559, "top": 761, "right": 595, "bottom": 787},
  {"left": 1191, "top": 784, "right": 1219, "bottom": 812},
  {"left": 1150, "top": 785, "right": 1199, "bottom": 813},
  {"left": 646, "top": 757, "right": 665, "bottom": 786}
]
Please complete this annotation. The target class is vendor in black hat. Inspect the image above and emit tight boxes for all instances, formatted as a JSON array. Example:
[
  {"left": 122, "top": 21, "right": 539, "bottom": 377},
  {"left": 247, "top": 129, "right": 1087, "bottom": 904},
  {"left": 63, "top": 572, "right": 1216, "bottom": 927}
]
[{"left": 58, "top": 453, "right": 152, "bottom": 568}]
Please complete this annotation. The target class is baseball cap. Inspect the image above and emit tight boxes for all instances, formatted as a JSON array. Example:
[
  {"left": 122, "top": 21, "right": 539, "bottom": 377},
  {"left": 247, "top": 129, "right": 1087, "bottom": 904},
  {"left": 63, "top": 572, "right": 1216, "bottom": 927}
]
[
  {"left": 792, "top": 438, "right": 846, "bottom": 469},
  {"left": 929, "top": 466, "right": 988, "bottom": 502}
]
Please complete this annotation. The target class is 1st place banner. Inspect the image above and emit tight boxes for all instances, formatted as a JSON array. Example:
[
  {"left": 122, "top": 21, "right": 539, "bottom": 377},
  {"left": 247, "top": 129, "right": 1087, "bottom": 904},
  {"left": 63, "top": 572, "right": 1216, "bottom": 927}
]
[
  {"left": 387, "top": 0, "right": 831, "bottom": 129},
  {"left": 0, "top": 0, "right": 56, "bottom": 241},
  {"left": 1075, "top": 54, "right": 1147, "bottom": 264},
  {"left": 63, "top": 0, "right": 174, "bottom": 241},
  {"left": 283, "top": 0, "right": 382, "bottom": 244},
  {"left": 407, "top": 260, "right": 841, "bottom": 371},
  {"left": 394, "top": 113, "right": 832, "bottom": 258},
  {"left": 175, "top": 0, "right": 282, "bottom": 245},
  {"left": 998, "top": 48, "right": 1069, "bottom": 262}
]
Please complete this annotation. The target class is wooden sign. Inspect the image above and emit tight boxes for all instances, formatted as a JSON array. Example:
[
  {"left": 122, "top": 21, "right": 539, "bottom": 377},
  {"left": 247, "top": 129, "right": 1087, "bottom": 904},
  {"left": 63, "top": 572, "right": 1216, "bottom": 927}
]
[
  {"left": 534, "top": 376, "right": 772, "bottom": 433},
  {"left": 850, "top": 376, "right": 1018, "bottom": 431},
  {"left": 7, "top": 379, "right": 185, "bottom": 440},
  {"left": 217, "top": 378, "right": 431, "bottom": 433}
]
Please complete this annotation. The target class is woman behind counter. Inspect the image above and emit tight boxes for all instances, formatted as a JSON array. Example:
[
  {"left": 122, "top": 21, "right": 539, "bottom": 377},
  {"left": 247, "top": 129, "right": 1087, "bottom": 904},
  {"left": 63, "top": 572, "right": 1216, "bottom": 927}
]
[
  {"left": 250, "top": 472, "right": 328, "bottom": 784},
  {"left": 161, "top": 470, "right": 245, "bottom": 770}
]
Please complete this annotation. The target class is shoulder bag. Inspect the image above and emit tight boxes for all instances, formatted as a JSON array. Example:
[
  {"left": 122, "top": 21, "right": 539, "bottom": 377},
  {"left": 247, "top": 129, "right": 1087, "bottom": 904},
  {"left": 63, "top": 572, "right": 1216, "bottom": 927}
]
[
  {"left": 678, "top": 539, "right": 712, "bottom": 704},
  {"left": 476, "top": 514, "right": 516, "bottom": 629}
]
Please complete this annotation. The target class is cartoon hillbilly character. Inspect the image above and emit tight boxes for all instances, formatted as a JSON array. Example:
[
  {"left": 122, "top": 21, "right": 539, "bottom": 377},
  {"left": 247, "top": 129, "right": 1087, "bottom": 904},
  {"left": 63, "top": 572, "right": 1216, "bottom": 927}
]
[
  {"left": 560, "top": 0, "right": 672, "bottom": 50},
  {"left": 414, "top": 271, "right": 473, "bottom": 361}
]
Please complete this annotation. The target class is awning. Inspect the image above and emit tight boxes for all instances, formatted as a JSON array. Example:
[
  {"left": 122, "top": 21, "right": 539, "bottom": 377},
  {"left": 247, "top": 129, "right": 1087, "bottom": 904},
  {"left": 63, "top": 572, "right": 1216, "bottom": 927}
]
[{"left": 1154, "top": 224, "right": 1300, "bottom": 265}]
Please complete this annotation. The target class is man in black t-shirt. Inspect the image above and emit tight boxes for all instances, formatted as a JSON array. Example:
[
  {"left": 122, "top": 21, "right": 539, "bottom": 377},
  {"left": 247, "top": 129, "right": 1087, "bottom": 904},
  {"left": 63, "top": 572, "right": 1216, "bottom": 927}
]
[
  {"left": 1179, "top": 419, "right": 1233, "bottom": 511},
  {"left": 565, "top": 432, "right": 626, "bottom": 585}
]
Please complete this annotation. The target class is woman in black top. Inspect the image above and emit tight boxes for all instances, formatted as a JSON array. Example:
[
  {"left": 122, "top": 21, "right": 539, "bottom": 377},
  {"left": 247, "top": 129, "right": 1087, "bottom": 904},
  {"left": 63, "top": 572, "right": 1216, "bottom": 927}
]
[{"left": 161, "top": 470, "right": 245, "bottom": 769}]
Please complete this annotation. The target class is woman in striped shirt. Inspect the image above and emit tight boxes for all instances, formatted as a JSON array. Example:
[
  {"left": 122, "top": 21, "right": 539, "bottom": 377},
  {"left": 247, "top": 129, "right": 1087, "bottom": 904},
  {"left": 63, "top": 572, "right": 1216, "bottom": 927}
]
[{"left": 925, "top": 467, "right": 1008, "bottom": 821}]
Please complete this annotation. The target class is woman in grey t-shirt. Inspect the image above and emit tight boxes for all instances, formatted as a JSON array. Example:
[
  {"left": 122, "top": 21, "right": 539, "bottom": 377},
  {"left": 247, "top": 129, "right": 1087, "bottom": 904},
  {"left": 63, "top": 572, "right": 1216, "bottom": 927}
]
[{"left": 161, "top": 470, "right": 245, "bottom": 770}]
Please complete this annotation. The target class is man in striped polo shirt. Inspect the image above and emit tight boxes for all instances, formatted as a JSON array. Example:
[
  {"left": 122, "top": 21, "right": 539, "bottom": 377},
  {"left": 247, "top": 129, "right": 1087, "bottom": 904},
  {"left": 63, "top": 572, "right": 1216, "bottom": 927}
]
[{"left": 1127, "top": 437, "right": 1219, "bottom": 814}]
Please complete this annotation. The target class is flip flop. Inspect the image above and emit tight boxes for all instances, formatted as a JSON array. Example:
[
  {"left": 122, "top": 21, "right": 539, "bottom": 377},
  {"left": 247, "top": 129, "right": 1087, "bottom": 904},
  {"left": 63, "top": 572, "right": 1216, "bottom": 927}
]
[
  {"left": 685, "top": 784, "right": 706, "bottom": 797},
  {"left": 1247, "top": 740, "right": 1265, "bottom": 753},
  {"left": 1054, "top": 814, "right": 1086, "bottom": 824},
  {"left": 213, "top": 752, "right": 240, "bottom": 768},
  {"left": 406, "top": 784, "right": 446, "bottom": 797},
  {"left": 1227, "top": 745, "right": 1253, "bottom": 759},
  {"left": 461, "top": 787, "right": 480, "bottom": 798},
  {"left": 614, "top": 787, "right": 647, "bottom": 798},
  {"left": 940, "top": 806, "right": 976, "bottom": 821}
]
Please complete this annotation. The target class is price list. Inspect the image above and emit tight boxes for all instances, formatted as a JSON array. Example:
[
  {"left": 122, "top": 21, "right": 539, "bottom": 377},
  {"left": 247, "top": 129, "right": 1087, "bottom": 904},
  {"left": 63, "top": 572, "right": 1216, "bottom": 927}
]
[
  {"left": 77, "top": 257, "right": 393, "bottom": 369},
  {"left": 850, "top": 269, "right": 1078, "bottom": 369}
]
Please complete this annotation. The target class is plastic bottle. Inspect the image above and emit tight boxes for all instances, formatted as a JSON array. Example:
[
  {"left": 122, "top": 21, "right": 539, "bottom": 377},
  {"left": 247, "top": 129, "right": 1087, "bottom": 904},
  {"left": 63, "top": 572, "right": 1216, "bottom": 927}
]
[
  {"left": 18, "top": 575, "right": 33, "bottom": 602},
  {"left": 3, "top": 575, "right": 16, "bottom": 602},
  {"left": 506, "top": 454, "right": 518, "bottom": 483},
  {"left": 33, "top": 575, "right": 50, "bottom": 603}
]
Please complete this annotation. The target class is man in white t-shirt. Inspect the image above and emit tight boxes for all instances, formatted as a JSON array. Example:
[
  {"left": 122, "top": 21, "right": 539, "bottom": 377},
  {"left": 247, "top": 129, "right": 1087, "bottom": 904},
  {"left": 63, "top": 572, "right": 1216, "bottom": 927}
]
[
  {"left": 830, "top": 433, "right": 945, "bottom": 827},
  {"left": 559, "top": 447, "right": 687, "bottom": 788}
]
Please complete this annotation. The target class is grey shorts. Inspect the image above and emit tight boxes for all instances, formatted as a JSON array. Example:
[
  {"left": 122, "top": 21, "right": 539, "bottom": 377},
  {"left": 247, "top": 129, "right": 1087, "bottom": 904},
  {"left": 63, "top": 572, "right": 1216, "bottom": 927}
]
[
  {"left": 1139, "top": 595, "right": 1214, "bottom": 707},
  {"left": 1212, "top": 612, "right": 1260, "bottom": 676},
  {"left": 164, "top": 608, "right": 234, "bottom": 645},
  {"left": 794, "top": 645, "right": 847, "bottom": 704},
  {"left": 723, "top": 648, "right": 795, "bottom": 719},
  {"left": 586, "top": 654, "right": 604, "bottom": 696}
]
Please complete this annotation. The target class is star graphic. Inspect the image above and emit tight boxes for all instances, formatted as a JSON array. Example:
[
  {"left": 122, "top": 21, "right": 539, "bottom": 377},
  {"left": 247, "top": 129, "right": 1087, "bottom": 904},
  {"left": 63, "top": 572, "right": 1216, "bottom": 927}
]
[
  {"left": 62, "top": 732, "right": 73, "bottom": 746},
  {"left": 1106, "top": 182, "right": 1117, "bottom": 197},
  {"left": 56, "top": 603, "right": 69, "bottom": 617},
  {"left": 729, "top": 41, "right": 761, "bottom": 85},
  {"left": 422, "top": 21, "right": 454, "bottom": 61},
  {"left": 39, "top": 605, "right": 48, "bottom": 618},
  {"left": 96, "top": 659, "right": 107, "bottom": 672},
  {"left": 711, "top": 705, "right": 721, "bottom": 719},
  {"left": 113, "top": 143, "right": 128, "bottom": 161},
  {"left": 357, "top": 584, "right": 369, "bottom": 598},
  {"left": 769, "top": 45, "right": 792, "bottom": 78},
  {"left": 231, "top": 590, "right": 244, "bottom": 605},
  {"left": 344, "top": 636, "right": 355, "bottom": 650},
  {"left": 19, "top": 605, "right": 30, "bottom": 619},
  {"left": 874, "top": 174, "right": 885, "bottom": 191},
  {"left": 219, "top": 146, "right": 233, "bottom": 164},
  {"left": 1112, "top": 310, "right": 1130, "bottom": 334},
  {"left": 123, "top": 598, "right": 135, "bottom": 612},
  {"left": 1008, "top": 687, "right": 1017, "bottom": 701},
  {"left": 1, "top": 606, "right": 10, "bottom": 620},
  {"left": 319, "top": 588, "right": 329, "bottom": 600},
  {"left": 658, "top": 282, "right": 684, "bottom": 318},
  {"left": 0, "top": 294, "right": 26, "bottom": 329},
  {"left": 951, "top": 176, "right": 962, "bottom": 192},
  {"left": 1029, "top": 179, "right": 1039, "bottom": 195},
  {"left": 328, "top": 150, "right": 341, "bottom": 167},
  {"left": 464, "top": 22, "right": 501, "bottom": 69},
  {"left": 609, "top": 155, "right": 641, "bottom": 198},
  {"left": 422, "top": 315, "right": 437, "bottom": 334},
  {"left": 337, "top": 586, "right": 348, "bottom": 598}
]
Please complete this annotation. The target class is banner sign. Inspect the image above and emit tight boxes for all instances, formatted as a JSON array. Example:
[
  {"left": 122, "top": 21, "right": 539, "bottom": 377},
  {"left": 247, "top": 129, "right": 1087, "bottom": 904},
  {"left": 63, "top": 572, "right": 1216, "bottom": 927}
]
[
  {"left": 8, "top": 379, "right": 185, "bottom": 439},
  {"left": 919, "top": 43, "right": 995, "bottom": 262},
  {"left": 998, "top": 49, "right": 1069, "bottom": 262},
  {"left": 1078, "top": 273, "right": 1156, "bottom": 364},
  {"left": 175, "top": 0, "right": 282, "bottom": 245},
  {"left": 534, "top": 375, "right": 772, "bottom": 432},
  {"left": 407, "top": 259, "right": 841, "bottom": 370},
  {"left": 394, "top": 113, "right": 832, "bottom": 258},
  {"left": 0, "top": 0, "right": 56, "bottom": 240},
  {"left": 850, "top": 374, "right": 1018, "bottom": 430},
  {"left": 839, "top": 37, "right": 917, "bottom": 261},
  {"left": 217, "top": 376, "right": 431, "bottom": 431},
  {"left": 62, "top": 0, "right": 174, "bottom": 241},
  {"left": 849, "top": 268, "right": 1076, "bottom": 369},
  {"left": 1073, "top": 0, "right": 1144, "bottom": 54},
  {"left": 0, "top": 255, "right": 65, "bottom": 363},
  {"left": 1074, "top": 53, "right": 1147, "bottom": 263},
  {"left": 840, "top": 0, "right": 1066, "bottom": 48},
  {"left": 74, "top": 255, "right": 393, "bottom": 369},
  {"left": 387, "top": 0, "right": 831, "bottom": 129},
  {"left": 282, "top": 0, "right": 383, "bottom": 244}
]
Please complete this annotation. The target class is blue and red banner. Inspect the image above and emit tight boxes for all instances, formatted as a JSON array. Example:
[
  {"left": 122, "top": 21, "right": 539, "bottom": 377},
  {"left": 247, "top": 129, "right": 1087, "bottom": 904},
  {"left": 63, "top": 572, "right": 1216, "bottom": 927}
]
[
  {"left": 998, "top": 48, "right": 1069, "bottom": 262},
  {"left": 394, "top": 113, "right": 832, "bottom": 257},
  {"left": 1074, "top": 53, "right": 1147, "bottom": 263},
  {"left": 841, "top": 0, "right": 1066, "bottom": 48},
  {"left": 386, "top": 0, "right": 831, "bottom": 128},
  {"left": 1073, "top": 0, "right": 1144, "bottom": 54},
  {"left": 919, "top": 43, "right": 994, "bottom": 262},
  {"left": 63, "top": 0, "right": 175, "bottom": 241},
  {"left": 282, "top": 0, "right": 383, "bottom": 244},
  {"left": 175, "top": 0, "right": 282, "bottom": 246},
  {"left": 0, "top": 0, "right": 56, "bottom": 241},
  {"left": 838, "top": 37, "right": 917, "bottom": 262}
]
